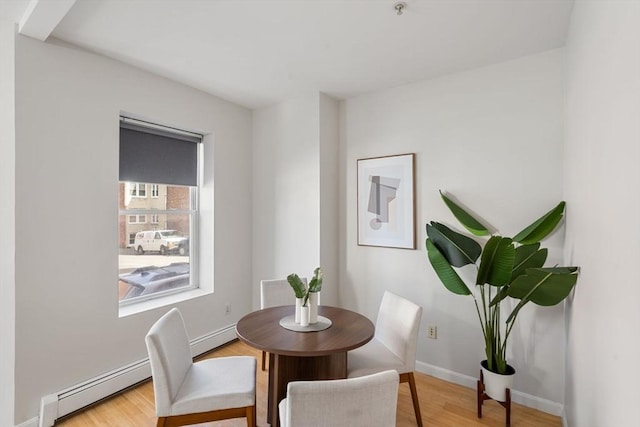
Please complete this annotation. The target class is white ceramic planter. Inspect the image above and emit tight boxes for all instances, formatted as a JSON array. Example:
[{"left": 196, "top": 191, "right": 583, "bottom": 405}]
[
  {"left": 295, "top": 298, "right": 303, "bottom": 323},
  {"left": 300, "top": 305, "right": 310, "bottom": 327},
  {"left": 308, "top": 291, "right": 319, "bottom": 324},
  {"left": 480, "top": 360, "right": 515, "bottom": 402}
]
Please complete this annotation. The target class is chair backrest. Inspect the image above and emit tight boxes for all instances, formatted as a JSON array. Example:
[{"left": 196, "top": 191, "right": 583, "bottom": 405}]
[
  {"left": 145, "top": 308, "right": 193, "bottom": 415},
  {"left": 283, "top": 370, "right": 399, "bottom": 427},
  {"left": 260, "top": 277, "right": 307, "bottom": 309},
  {"left": 375, "top": 291, "right": 423, "bottom": 372}
]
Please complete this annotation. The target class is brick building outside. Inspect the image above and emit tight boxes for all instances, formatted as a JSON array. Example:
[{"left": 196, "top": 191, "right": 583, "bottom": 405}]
[{"left": 118, "top": 182, "right": 191, "bottom": 251}]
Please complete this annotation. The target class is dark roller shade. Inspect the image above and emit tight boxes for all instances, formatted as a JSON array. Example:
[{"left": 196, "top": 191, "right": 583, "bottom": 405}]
[{"left": 119, "top": 121, "right": 200, "bottom": 186}]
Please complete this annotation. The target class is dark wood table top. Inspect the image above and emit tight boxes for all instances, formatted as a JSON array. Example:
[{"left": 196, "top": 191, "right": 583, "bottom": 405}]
[{"left": 236, "top": 305, "right": 374, "bottom": 357}]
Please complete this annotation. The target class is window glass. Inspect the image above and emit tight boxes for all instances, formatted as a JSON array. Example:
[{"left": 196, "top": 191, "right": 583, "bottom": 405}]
[{"left": 119, "top": 184, "right": 196, "bottom": 303}]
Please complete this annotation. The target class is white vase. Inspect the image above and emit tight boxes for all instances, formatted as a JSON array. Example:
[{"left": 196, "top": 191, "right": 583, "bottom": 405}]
[
  {"left": 295, "top": 298, "right": 303, "bottom": 323},
  {"left": 300, "top": 305, "right": 310, "bottom": 327},
  {"left": 480, "top": 360, "right": 516, "bottom": 402},
  {"left": 308, "top": 291, "right": 319, "bottom": 324}
]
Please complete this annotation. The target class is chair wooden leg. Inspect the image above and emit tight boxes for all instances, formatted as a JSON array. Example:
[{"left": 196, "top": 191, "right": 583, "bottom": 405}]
[
  {"left": 261, "top": 351, "right": 267, "bottom": 371},
  {"left": 400, "top": 372, "right": 423, "bottom": 427},
  {"left": 246, "top": 404, "right": 256, "bottom": 427},
  {"left": 156, "top": 407, "right": 253, "bottom": 427}
]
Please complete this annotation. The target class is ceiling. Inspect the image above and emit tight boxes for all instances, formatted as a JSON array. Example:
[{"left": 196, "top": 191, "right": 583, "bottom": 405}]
[{"left": 1, "top": 0, "right": 574, "bottom": 109}]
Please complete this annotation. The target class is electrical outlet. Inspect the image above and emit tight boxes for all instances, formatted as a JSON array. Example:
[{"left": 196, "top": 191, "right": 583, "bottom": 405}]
[
  {"left": 427, "top": 325, "right": 437, "bottom": 339},
  {"left": 225, "top": 303, "right": 231, "bottom": 314}
]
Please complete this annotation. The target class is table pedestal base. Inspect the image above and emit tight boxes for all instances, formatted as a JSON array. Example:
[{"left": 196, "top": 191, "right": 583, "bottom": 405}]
[{"left": 268, "top": 352, "right": 347, "bottom": 426}]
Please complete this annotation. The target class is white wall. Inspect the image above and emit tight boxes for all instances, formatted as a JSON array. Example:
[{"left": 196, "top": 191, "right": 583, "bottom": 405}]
[
  {"left": 0, "top": 18, "right": 16, "bottom": 427},
  {"left": 252, "top": 93, "right": 339, "bottom": 307},
  {"left": 564, "top": 1, "right": 640, "bottom": 426},
  {"left": 319, "top": 94, "right": 340, "bottom": 305},
  {"left": 14, "top": 35, "right": 252, "bottom": 423},
  {"left": 340, "top": 49, "right": 567, "bottom": 404}
]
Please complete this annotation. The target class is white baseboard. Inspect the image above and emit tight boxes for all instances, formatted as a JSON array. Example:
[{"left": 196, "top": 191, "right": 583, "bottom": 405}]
[
  {"left": 16, "top": 418, "right": 38, "bottom": 427},
  {"left": 415, "top": 360, "right": 564, "bottom": 417},
  {"left": 37, "top": 324, "right": 236, "bottom": 427},
  {"left": 191, "top": 324, "right": 237, "bottom": 357}
]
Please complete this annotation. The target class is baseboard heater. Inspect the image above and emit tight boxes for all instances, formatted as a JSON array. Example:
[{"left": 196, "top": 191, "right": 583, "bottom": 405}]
[{"left": 38, "top": 324, "right": 236, "bottom": 427}]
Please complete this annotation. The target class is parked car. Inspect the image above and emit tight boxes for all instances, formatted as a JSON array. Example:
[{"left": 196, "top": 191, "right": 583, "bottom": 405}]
[
  {"left": 119, "top": 262, "right": 190, "bottom": 300},
  {"left": 134, "top": 230, "right": 188, "bottom": 255},
  {"left": 178, "top": 237, "right": 189, "bottom": 256}
]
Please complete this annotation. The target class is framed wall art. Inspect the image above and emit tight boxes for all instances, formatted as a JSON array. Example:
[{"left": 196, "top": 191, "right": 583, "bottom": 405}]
[{"left": 357, "top": 153, "right": 415, "bottom": 249}]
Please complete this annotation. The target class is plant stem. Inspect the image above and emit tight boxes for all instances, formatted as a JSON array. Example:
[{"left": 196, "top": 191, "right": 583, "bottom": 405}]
[
  {"left": 473, "top": 296, "right": 485, "bottom": 339},
  {"left": 501, "top": 318, "right": 517, "bottom": 359}
]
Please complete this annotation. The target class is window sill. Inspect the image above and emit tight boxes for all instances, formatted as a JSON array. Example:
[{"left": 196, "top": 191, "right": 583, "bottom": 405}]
[{"left": 118, "top": 287, "right": 212, "bottom": 318}]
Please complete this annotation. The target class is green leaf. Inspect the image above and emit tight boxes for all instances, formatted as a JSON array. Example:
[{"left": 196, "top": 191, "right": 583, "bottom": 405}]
[
  {"left": 489, "top": 286, "right": 510, "bottom": 306},
  {"left": 426, "top": 239, "right": 472, "bottom": 296},
  {"left": 540, "top": 266, "right": 579, "bottom": 274},
  {"left": 506, "top": 267, "right": 578, "bottom": 323},
  {"left": 513, "top": 201, "right": 566, "bottom": 245},
  {"left": 286, "top": 273, "right": 307, "bottom": 299},
  {"left": 477, "top": 236, "right": 515, "bottom": 286},
  {"left": 440, "top": 191, "right": 490, "bottom": 236},
  {"left": 308, "top": 267, "right": 323, "bottom": 292},
  {"left": 426, "top": 222, "right": 482, "bottom": 267},
  {"left": 511, "top": 244, "right": 547, "bottom": 281}
]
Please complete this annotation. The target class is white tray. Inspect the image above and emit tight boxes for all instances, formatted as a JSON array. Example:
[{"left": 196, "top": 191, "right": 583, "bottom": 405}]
[{"left": 279, "top": 315, "right": 332, "bottom": 332}]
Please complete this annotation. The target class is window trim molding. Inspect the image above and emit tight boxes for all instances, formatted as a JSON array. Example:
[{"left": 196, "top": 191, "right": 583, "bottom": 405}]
[{"left": 119, "top": 286, "right": 212, "bottom": 318}]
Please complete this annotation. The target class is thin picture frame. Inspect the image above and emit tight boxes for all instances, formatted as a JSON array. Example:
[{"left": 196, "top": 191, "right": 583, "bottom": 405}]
[{"left": 357, "top": 153, "right": 416, "bottom": 249}]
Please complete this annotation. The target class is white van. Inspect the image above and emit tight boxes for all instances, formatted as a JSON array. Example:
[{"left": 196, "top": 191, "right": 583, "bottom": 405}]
[{"left": 134, "top": 230, "right": 189, "bottom": 255}]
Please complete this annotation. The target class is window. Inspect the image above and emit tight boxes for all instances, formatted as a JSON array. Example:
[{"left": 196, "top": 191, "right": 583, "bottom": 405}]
[
  {"left": 118, "top": 116, "right": 201, "bottom": 305},
  {"left": 129, "top": 183, "right": 147, "bottom": 197},
  {"left": 128, "top": 214, "right": 146, "bottom": 224}
]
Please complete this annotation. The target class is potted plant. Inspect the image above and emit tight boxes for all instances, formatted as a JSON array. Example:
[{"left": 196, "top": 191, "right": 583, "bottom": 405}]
[
  {"left": 425, "top": 192, "right": 578, "bottom": 401},
  {"left": 287, "top": 267, "right": 323, "bottom": 325}
]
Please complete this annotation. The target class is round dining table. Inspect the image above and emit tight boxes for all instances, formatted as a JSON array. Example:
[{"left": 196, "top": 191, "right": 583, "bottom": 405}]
[{"left": 236, "top": 305, "right": 375, "bottom": 427}]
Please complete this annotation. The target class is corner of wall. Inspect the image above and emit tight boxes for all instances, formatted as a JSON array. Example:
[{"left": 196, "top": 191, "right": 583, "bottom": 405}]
[{"left": 0, "top": 17, "right": 16, "bottom": 427}]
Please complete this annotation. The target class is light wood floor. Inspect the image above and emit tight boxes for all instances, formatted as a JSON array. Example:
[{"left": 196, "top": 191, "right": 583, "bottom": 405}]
[{"left": 56, "top": 340, "right": 561, "bottom": 426}]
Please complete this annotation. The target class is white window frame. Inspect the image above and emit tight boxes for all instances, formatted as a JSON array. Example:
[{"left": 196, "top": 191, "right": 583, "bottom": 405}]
[
  {"left": 119, "top": 189, "right": 199, "bottom": 307},
  {"left": 151, "top": 184, "right": 159, "bottom": 198},
  {"left": 118, "top": 116, "right": 202, "bottom": 310},
  {"left": 129, "top": 183, "right": 147, "bottom": 198}
]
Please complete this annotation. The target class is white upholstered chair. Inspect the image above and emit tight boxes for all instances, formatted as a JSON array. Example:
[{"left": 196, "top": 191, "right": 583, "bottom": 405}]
[
  {"left": 259, "top": 277, "right": 307, "bottom": 370},
  {"left": 260, "top": 278, "right": 297, "bottom": 310},
  {"left": 278, "top": 370, "right": 399, "bottom": 427},
  {"left": 348, "top": 291, "right": 424, "bottom": 426},
  {"left": 145, "top": 308, "right": 256, "bottom": 427}
]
